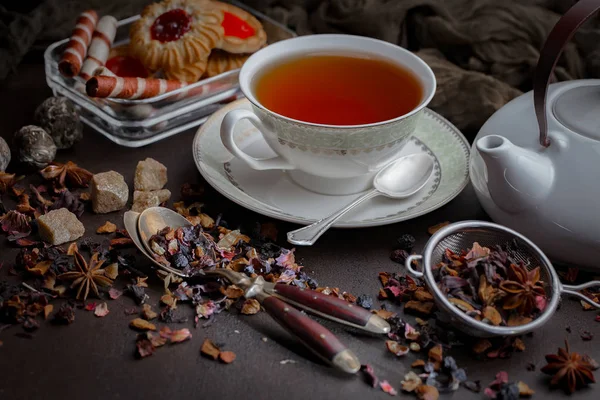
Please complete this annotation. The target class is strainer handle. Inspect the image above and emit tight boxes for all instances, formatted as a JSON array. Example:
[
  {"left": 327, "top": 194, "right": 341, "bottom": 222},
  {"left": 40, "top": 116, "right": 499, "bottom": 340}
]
[
  {"left": 405, "top": 255, "right": 424, "bottom": 278},
  {"left": 561, "top": 281, "right": 600, "bottom": 309}
]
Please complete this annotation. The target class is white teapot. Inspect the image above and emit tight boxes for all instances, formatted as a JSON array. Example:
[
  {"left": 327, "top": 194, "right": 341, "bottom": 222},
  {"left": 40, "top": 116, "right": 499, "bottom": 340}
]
[{"left": 470, "top": 0, "right": 600, "bottom": 268}]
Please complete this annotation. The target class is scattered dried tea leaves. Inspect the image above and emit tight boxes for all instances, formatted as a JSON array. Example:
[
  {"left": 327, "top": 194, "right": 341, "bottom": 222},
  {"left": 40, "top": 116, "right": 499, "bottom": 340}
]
[
  {"left": 482, "top": 306, "right": 503, "bottom": 326},
  {"left": 361, "top": 364, "right": 379, "bottom": 388},
  {"left": 412, "top": 359, "right": 426, "bottom": 368},
  {"left": 26, "top": 260, "right": 52, "bottom": 276},
  {"left": 513, "top": 338, "right": 526, "bottom": 352},
  {"left": 507, "top": 315, "right": 532, "bottom": 327},
  {"left": 415, "top": 385, "right": 439, "bottom": 400},
  {"left": 373, "top": 309, "right": 396, "bottom": 320},
  {"left": 94, "top": 302, "right": 109, "bottom": 317},
  {"left": 428, "top": 344, "right": 443, "bottom": 363},
  {"left": 241, "top": 299, "right": 260, "bottom": 315},
  {"left": 53, "top": 303, "right": 75, "bottom": 324},
  {"left": 541, "top": 340, "right": 596, "bottom": 393},
  {"left": 386, "top": 340, "right": 409, "bottom": 357},
  {"left": 517, "top": 381, "right": 534, "bottom": 396},
  {"left": 405, "top": 301, "right": 434, "bottom": 315},
  {"left": 221, "top": 285, "right": 244, "bottom": 299},
  {"left": 473, "top": 339, "right": 493, "bottom": 354},
  {"left": 219, "top": 350, "right": 236, "bottom": 364},
  {"left": 97, "top": 221, "right": 117, "bottom": 234},
  {"left": 104, "top": 263, "right": 118, "bottom": 280},
  {"left": 380, "top": 380, "right": 398, "bottom": 396},
  {"left": 401, "top": 371, "right": 422, "bottom": 392},
  {"left": 428, "top": 221, "right": 449, "bottom": 235},
  {"left": 130, "top": 318, "right": 156, "bottom": 331},
  {"left": 201, "top": 339, "right": 220, "bottom": 360}
]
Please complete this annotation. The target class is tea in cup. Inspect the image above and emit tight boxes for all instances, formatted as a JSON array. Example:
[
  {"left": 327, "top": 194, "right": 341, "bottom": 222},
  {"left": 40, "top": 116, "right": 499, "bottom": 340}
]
[{"left": 220, "top": 34, "right": 436, "bottom": 195}]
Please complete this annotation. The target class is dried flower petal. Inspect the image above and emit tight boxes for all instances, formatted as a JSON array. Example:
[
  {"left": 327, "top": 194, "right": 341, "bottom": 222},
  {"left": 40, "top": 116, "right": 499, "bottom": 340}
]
[
  {"left": 221, "top": 285, "right": 244, "bottom": 299},
  {"left": 380, "top": 380, "right": 398, "bottom": 396},
  {"left": 473, "top": 339, "right": 493, "bottom": 354},
  {"left": 405, "top": 323, "right": 420, "bottom": 340},
  {"left": 386, "top": 340, "right": 409, "bottom": 357},
  {"left": 428, "top": 221, "right": 449, "bottom": 235},
  {"left": 170, "top": 328, "right": 192, "bottom": 343},
  {"left": 513, "top": 338, "right": 526, "bottom": 352},
  {"left": 97, "top": 221, "right": 117, "bottom": 234},
  {"left": 405, "top": 301, "right": 434, "bottom": 315},
  {"left": 104, "top": 263, "right": 118, "bottom": 280},
  {"left": 361, "top": 364, "right": 379, "bottom": 388},
  {"left": 130, "top": 318, "right": 156, "bottom": 331},
  {"left": 428, "top": 344, "right": 443, "bottom": 363},
  {"left": 415, "top": 385, "right": 439, "bottom": 400},
  {"left": 43, "top": 304, "right": 53, "bottom": 320},
  {"left": 94, "top": 302, "right": 109, "bottom": 317},
  {"left": 109, "top": 288, "right": 122, "bottom": 299},
  {"left": 482, "top": 306, "right": 503, "bottom": 326},
  {"left": 373, "top": 309, "right": 396, "bottom": 320},
  {"left": 201, "top": 339, "right": 220, "bottom": 360},
  {"left": 412, "top": 359, "right": 426, "bottom": 368},
  {"left": 66, "top": 242, "right": 78, "bottom": 255},
  {"left": 507, "top": 315, "right": 532, "bottom": 327},
  {"left": 142, "top": 304, "right": 158, "bottom": 320},
  {"left": 135, "top": 335, "right": 154, "bottom": 358},
  {"left": 219, "top": 350, "right": 236, "bottom": 363},
  {"left": 517, "top": 381, "right": 534, "bottom": 396},
  {"left": 85, "top": 302, "right": 97, "bottom": 311},
  {"left": 401, "top": 371, "right": 422, "bottom": 392},
  {"left": 241, "top": 299, "right": 260, "bottom": 315},
  {"left": 26, "top": 260, "right": 52, "bottom": 276},
  {"left": 581, "top": 331, "right": 594, "bottom": 341}
]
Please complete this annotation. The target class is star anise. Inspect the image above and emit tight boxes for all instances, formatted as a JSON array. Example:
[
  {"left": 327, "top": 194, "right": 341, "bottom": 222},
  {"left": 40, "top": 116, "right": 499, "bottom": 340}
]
[
  {"left": 40, "top": 161, "right": 93, "bottom": 188},
  {"left": 541, "top": 340, "right": 596, "bottom": 393},
  {"left": 0, "top": 172, "right": 17, "bottom": 193},
  {"left": 499, "top": 263, "right": 545, "bottom": 314},
  {"left": 58, "top": 251, "right": 113, "bottom": 300}
]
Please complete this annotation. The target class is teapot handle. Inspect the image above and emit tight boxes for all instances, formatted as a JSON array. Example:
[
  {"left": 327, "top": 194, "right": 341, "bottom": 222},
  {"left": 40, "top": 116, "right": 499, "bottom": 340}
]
[{"left": 534, "top": 0, "right": 600, "bottom": 148}]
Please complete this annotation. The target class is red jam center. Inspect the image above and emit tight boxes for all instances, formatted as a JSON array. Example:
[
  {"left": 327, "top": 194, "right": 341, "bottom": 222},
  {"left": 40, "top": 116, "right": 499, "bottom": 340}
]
[
  {"left": 106, "top": 56, "right": 149, "bottom": 78},
  {"left": 221, "top": 12, "right": 255, "bottom": 39},
  {"left": 151, "top": 9, "right": 192, "bottom": 42}
]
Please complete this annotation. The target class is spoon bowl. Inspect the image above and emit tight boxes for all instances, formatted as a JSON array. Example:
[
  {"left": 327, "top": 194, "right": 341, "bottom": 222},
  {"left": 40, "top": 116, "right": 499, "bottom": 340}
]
[{"left": 287, "top": 153, "right": 435, "bottom": 246}]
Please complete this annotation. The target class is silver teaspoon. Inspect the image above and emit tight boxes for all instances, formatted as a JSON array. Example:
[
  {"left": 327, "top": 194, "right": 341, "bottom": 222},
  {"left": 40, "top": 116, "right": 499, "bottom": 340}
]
[{"left": 287, "top": 153, "right": 435, "bottom": 246}]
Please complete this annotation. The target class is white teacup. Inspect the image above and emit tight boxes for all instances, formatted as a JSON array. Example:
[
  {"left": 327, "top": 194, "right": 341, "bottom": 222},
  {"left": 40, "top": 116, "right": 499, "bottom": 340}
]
[{"left": 220, "top": 34, "right": 436, "bottom": 195}]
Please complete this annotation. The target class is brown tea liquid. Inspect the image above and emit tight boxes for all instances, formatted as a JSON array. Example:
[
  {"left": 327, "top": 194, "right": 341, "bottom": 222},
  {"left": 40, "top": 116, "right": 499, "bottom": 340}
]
[{"left": 254, "top": 54, "right": 423, "bottom": 125}]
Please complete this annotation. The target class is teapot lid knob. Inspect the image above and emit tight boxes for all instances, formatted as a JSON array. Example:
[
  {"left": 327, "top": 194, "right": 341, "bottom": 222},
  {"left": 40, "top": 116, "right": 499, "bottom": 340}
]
[{"left": 534, "top": 0, "right": 600, "bottom": 148}]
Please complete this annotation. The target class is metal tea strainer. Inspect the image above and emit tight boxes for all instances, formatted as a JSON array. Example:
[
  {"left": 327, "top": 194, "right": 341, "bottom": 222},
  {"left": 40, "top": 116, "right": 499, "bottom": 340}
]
[{"left": 404, "top": 220, "right": 600, "bottom": 338}]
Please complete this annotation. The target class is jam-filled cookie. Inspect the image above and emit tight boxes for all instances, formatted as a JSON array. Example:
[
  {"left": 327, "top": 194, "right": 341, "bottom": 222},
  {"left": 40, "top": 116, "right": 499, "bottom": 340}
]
[
  {"left": 164, "top": 56, "right": 209, "bottom": 82},
  {"left": 129, "top": 0, "right": 222, "bottom": 72},
  {"left": 206, "top": 1, "right": 267, "bottom": 54},
  {"left": 204, "top": 49, "right": 250, "bottom": 78}
]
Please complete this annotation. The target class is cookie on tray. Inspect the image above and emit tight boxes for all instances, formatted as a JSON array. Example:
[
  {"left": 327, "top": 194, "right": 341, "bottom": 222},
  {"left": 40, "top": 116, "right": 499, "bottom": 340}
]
[
  {"left": 129, "top": 0, "right": 223, "bottom": 72},
  {"left": 204, "top": 49, "right": 250, "bottom": 78},
  {"left": 206, "top": 1, "right": 267, "bottom": 54},
  {"left": 164, "top": 56, "right": 209, "bottom": 82}
]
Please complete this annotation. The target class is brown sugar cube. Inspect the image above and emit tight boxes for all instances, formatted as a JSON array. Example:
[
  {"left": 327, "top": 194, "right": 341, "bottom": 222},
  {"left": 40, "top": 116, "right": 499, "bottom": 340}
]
[
  {"left": 38, "top": 208, "right": 85, "bottom": 245},
  {"left": 91, "top": 171, "right": 129, "bottom": 214},
  {"left": 131, "top": 189, "right": 171, "bottom": 213},
  {"left": 134, "top": 158, "right": 167, "bottom": 191}
]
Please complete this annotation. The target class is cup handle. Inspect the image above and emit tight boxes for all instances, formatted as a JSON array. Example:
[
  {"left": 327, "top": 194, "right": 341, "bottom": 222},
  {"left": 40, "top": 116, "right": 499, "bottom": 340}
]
[{"left": 220, "top": 108, "right": 296, "bottom": 171}]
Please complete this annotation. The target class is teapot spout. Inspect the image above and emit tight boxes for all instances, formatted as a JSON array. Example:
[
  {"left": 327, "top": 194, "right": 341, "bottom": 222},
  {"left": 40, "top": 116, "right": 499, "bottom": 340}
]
[{"left": 476, "top": 135, "right": 554, "bottom": 213}]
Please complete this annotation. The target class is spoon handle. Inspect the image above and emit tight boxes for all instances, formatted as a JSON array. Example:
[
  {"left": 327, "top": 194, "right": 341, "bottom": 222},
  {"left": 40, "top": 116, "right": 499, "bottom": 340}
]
[{"left": 287, "top": 189, "right": 380, "bottom": 246}]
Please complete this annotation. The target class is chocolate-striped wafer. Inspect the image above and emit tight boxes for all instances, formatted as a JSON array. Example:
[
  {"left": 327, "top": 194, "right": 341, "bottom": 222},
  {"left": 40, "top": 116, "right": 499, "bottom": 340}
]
[
  {"left": 86, "top": 76, "right": 187, "bottom": 99},
  {"left": 79, "top": 16, "right": 118, "bottom": 80},
  {"left": 58, "top": 10, "right": 98, "bottom": 77}
]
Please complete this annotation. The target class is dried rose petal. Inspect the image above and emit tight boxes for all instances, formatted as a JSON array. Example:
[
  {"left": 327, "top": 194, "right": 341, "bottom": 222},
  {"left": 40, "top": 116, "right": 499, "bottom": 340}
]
[
  {"left": 483, "top": 387, "right": 496, "bottom": 399},
  {"left": 109, "top": 288, "right": 122, "bottom": 300},
  {"left": 361, "top": 364, "right": 379, "bottom": 388},
  {"left": 94, "top": 302, "right": 109, "bottom": 317},
  {"left": 124, "top": 307, "right": 138, "bottom": 315},
  {"left": 96, "top": 221, "right": 117, "bottom": 234},
  {"left": 147, "top": 332, "right": 167, "bottom": 347},
  {"left": 142, "top": 304, "right": 158, "bottom": 320},
  {"left": 401, "top": 371, "right": 422, "bottom": 392},
  {"left": 581, "top": 330, "right": 594, "bottom": 341},
  {"left": 26, "top": 260, "right": 52, "bottom": 276},
  {"left": 428, "top": 221, "right": 449, "bottom": 235},
  {"left": 241, "top": 299, "right": 260, "bottom": 315},
  {"left": 380, "top": 380, "right": 398, "bottom": 396},
  {"left": 482, "top": 306, "right": 502, "bottom": 326},
  {"left": 161, "top": 294, "right": 178, "bottom": 308},
  {"left": 405, "top": 323, "right": 420, "bottom": 340},
  {"left": 513, "top": 338, "right": 526, "bottom": 352},
  {"left": 85, "top": 302, "right": 97, "bottom": 311},
  {"left": 221, "top": 285, "right": 244, "bottom": 299},
  {"left": 517, "top": 381, "right": 534, "bottom": 396},
  {"left": 507, "top": 314, "right": 532, "bottom": 327},
  {"left": 405, "top": 301, "right": 434, "bottom": 315},
  {"left": 535, "top": 295, "right": 547, "bottom": 312},
  {"left": 415, "top": 384, "right": 439, "bottom": 400},
  {"left": 130, "top": 318, "right": 156, "bottom": 331},
  {"left": 428, "top": 344, "right": 443, "bottom": 363},
  {"left": 200, "top": 339, "right": 220, "bottom": 360},
  {"left": 219, "top": 350, "right": 236, "bottom": 364},
  {"left": 136, "top": 336, "right": 154, "bottom": 358},
  {"left": 386, "top": 340, "right": 409, "bottom": 357},
  {"left": 103, "top": 263, "right": 118, "bottom": 280},
  {"left": 473, "top": 339, "right": 493, "bottom": 354},
  {"left": 412, "top": 359, "right": 426, "bottom": 368},
  {"left": 66, "top": 242, "right": 78, "bottom": 255},
  {"left": 170, "top": 328, "right": 192, "bottom": 343},
  {"left": 413, "top": 289, "right": 434, "bottom": 302},
  {"left": 373, "top": 309, "right": 396, "bottom": 320},
  {"left": 43, "top": 304, "right": 53, "bottom": 320}
]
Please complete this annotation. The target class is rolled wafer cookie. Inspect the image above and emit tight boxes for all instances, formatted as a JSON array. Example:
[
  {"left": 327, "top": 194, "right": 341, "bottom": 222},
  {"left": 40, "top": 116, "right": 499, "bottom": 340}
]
[
  {"left": 58, "top": 10, "right": 99, "bottom": 77},
  {"left": 93, "top": 66, "right": 116, "bottom": 77},
  {"left": 79, "top": 16, "right": 118, "bottom": 80},
  {"left": 86, "top": 76, "right": 187, "bottom": 100}
]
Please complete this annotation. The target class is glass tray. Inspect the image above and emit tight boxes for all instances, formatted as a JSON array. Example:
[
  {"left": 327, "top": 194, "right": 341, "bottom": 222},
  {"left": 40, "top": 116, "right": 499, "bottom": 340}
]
[{"left": 43, "top": 1, "right": 296, "bottom": 147}]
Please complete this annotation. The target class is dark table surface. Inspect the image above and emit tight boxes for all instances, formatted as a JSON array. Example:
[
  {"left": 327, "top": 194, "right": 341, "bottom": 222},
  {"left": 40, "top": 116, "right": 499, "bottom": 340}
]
[{"left": 1, "top": 62, "right": 598, "bottom": 400}]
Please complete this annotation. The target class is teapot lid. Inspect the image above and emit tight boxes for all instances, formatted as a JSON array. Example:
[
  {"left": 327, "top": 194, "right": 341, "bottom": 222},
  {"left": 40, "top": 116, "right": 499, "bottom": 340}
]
[
  {"left": 553, "top": 84, "right": 600, "bottom": 141},
  {"left": 534, "top": 0, "right": 600, "bottom": 147}
]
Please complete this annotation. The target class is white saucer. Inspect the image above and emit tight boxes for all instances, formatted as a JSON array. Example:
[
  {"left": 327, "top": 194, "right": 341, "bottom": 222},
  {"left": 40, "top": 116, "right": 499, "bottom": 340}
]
[{"left": 192, "top": 99, "right": 470, "bottom": 228}]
